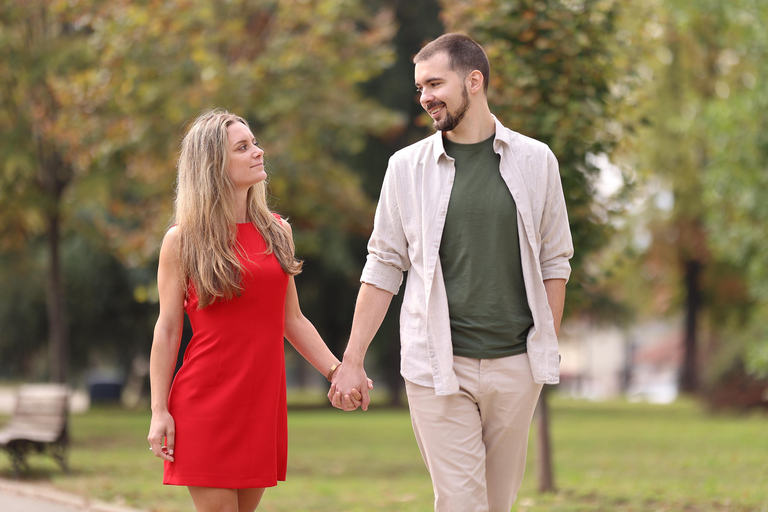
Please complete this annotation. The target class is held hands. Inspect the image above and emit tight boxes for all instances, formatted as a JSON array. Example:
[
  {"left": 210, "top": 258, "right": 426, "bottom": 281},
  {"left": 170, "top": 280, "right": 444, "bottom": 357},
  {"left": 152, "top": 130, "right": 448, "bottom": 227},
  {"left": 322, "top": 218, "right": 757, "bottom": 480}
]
[
  {"left": 328, "top": 363, "right": 373, "bottom": 411},
  {"left": 148, "top": 410, "right": 176, "bottom": 462}
]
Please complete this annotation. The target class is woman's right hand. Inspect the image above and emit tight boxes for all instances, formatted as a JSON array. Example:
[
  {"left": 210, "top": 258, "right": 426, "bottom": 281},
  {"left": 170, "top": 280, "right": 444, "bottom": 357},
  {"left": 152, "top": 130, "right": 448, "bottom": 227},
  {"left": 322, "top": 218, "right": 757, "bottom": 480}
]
[{"left": 148, "top": 410, "right": 176, "bottom": 462}]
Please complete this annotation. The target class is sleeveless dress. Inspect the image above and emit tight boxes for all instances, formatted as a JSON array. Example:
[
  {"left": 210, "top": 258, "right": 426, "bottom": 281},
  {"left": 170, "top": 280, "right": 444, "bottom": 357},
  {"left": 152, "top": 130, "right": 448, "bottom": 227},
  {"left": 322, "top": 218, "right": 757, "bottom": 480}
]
[{"left": 164, "top": 221, "right": 289, "bottom": 488}]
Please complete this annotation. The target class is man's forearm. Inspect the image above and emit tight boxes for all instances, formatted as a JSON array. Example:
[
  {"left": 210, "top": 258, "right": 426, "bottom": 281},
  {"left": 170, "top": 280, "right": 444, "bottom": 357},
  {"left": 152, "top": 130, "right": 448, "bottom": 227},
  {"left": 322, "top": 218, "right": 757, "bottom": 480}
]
[
  {"left": 344, "top": 283, "right": 394, "bottom": 365},
  {"left": 543, "top": 278, "right": 566, "bottom": 337}
]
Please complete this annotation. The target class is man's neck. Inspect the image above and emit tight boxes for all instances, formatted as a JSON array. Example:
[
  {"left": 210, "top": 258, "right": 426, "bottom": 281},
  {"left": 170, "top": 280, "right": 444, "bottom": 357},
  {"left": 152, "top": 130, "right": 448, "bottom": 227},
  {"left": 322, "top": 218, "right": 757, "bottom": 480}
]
[{"left": 443, "top": 108, "right": 495, "bottom": 144}]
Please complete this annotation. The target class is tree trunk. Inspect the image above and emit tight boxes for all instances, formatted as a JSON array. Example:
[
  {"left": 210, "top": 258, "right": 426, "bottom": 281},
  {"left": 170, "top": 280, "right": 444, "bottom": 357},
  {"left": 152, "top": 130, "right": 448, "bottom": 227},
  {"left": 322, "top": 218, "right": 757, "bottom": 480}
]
[
  {"left": 47, "top": 208, "right": 68, "bottom": 383},
  {"left": 536, "top": 386, "right": 555, "bottom": 493},
  {"left": 38, "top": 142, "right": 71, "bottom": 384},
  {"left": 679, "top": 259, "right": 701, "bottom": 394}
]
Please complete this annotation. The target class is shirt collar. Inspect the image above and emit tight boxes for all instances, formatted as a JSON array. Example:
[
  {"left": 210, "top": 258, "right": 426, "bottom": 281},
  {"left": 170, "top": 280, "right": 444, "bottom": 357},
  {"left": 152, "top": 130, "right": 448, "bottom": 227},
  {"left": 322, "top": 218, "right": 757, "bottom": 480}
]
[
  {"left": 430, "top": 114, "right": 513, "bottom": 164},
  {"left": 430, "top": 130, "right": 447, "bottom": 164},
  {"left": 491, "top": 114, "right": 513, "bottom": 153}
]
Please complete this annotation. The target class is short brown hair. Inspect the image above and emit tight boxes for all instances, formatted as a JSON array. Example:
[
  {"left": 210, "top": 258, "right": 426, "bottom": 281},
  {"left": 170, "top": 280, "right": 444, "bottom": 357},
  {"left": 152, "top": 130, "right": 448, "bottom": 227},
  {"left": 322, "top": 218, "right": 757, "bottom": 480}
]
[{"left": 413, "top": 33, "right": 490, "bottom": 94}]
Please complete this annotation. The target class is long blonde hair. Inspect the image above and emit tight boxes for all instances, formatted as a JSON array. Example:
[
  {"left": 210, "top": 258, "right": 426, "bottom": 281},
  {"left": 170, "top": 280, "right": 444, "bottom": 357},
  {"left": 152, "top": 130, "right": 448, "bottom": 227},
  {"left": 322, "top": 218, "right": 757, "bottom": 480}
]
[{"left": 173, "top": 109, "right": 302, "bottom": 309}]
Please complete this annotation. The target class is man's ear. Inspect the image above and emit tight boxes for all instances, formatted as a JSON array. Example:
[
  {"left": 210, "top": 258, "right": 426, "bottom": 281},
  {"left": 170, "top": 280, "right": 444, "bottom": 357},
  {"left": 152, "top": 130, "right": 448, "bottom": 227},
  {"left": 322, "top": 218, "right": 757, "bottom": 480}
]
[{"left": 467, "top": 70, "right": 485, "bottom": 95}]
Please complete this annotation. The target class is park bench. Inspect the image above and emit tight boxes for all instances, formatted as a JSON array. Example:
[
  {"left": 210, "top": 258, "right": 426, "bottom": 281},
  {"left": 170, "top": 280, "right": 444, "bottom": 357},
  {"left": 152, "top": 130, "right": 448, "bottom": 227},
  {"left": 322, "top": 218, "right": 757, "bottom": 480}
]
[{"left": 0, "top": 383, "right": 69, "bottom": 477}]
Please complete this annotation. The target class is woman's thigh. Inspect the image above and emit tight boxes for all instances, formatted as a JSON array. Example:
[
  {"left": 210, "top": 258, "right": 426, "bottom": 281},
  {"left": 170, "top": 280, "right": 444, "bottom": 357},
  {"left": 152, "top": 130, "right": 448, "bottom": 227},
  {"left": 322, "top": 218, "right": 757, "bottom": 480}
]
[
  {"left": 187, "top": 487, "right": 265, "bottom": 512},
  {"left": 237, "top": 488, "right": 266, "bottom": 512}
]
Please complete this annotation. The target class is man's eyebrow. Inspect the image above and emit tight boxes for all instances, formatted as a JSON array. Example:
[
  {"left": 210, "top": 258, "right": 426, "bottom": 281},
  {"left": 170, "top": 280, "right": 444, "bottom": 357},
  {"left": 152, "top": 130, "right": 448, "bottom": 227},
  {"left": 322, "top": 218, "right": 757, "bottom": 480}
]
[{"left": 415, "top": 76, "right": 443, "bottom": 88}]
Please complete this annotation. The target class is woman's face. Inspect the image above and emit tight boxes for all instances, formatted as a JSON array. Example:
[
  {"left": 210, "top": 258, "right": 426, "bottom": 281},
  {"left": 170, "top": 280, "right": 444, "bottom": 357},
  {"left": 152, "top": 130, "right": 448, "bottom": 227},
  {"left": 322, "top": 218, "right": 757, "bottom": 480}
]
[{"left": 226, "top": 121, "right": 266, "bottom": 191}]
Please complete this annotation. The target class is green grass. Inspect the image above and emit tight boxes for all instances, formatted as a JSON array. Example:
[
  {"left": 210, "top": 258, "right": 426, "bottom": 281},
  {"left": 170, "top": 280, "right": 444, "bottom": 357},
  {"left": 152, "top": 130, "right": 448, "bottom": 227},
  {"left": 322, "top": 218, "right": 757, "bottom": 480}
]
[{"left": 1, "top": 396, "right": 767, "bottom": 512}]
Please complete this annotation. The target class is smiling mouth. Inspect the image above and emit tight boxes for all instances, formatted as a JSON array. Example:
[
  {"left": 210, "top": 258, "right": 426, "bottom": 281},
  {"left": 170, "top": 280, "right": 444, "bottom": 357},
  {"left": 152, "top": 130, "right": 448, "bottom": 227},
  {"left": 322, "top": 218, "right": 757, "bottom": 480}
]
[{"left": 427, "top": 103, "right": 445, "bottom": 116}]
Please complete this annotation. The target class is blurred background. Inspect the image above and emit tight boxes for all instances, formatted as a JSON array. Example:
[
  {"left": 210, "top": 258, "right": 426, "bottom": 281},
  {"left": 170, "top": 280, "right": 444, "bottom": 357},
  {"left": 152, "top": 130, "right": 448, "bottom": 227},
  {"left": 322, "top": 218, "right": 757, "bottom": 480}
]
[{"left": 1, "top": 0, "right": 767, "bottom": 510}]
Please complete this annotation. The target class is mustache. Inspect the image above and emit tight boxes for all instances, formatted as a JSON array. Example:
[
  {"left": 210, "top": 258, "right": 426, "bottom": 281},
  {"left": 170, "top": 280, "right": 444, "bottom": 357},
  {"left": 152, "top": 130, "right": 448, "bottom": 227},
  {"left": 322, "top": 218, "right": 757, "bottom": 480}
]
[{"left": 426, "top": 101, "right": 445, "bottom": 110}]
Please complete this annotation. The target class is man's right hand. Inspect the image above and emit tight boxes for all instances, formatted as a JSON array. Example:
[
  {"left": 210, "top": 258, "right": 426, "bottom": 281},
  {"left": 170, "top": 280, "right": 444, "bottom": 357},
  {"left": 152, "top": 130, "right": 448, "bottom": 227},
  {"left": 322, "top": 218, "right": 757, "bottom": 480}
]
[{"left": 328, "top": 362, "right": 373, "bottom": 411}]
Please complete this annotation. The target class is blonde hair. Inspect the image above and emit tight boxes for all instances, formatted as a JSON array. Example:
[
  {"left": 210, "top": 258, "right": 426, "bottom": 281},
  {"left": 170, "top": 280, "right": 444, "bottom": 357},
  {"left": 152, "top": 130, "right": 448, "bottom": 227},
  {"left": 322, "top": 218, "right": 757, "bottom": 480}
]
[{"left": 173, "top": 109, "right": 302, "bottom": 309}]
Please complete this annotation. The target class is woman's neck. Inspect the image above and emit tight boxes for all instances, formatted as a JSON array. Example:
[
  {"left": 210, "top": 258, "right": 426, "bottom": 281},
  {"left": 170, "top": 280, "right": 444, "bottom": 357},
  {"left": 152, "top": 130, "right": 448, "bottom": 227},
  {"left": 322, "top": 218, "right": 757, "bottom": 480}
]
[{"left": 234, "top": 192, "right": 248, "bottom": 223}]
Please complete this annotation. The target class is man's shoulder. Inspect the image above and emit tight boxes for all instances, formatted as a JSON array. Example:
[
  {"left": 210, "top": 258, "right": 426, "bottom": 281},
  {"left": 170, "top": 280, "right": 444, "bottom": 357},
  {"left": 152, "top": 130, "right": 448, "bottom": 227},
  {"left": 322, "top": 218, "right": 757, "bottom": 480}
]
[{"left": 497, "top": 123, "right": 552, "bottom": 156}]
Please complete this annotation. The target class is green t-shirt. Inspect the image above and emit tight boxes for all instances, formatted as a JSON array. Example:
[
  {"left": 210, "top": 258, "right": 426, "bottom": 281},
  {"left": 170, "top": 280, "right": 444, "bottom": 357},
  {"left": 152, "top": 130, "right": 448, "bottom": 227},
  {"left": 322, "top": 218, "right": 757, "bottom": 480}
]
[{"left": 440, "top": 134, "right": 533, "bottom": 359}]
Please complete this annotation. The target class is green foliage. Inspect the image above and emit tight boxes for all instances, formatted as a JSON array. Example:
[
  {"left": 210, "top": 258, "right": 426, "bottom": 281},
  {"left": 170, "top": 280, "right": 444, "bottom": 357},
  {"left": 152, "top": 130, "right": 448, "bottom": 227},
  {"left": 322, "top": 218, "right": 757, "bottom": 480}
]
[
  {"left": 0, "top": 0, "right": 403, "bottom": 261},
  {"left": 0, "top": 234, "right": 158, "bottom": 380},
  {"left": 619, "top": 0, "right": 768, "bottom": 377},
  {"left": 0, "top": 247, "right": 48, "bottom": 379},
  {"left": 0, "top": 0, "right": 403, "bottom": 379},
  {"left": 699, "top": 0, "right": 768, "bottom": 302},
  {"left": 48, "top": 0, "right": 404, "bottom": 261}
]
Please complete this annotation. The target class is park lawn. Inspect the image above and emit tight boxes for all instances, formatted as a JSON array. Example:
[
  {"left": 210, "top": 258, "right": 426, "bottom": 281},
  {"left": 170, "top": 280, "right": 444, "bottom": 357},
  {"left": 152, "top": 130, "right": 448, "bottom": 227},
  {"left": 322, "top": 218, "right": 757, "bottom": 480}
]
[{"left": 0, "top": 396, "right": 766, "bottom": 512}]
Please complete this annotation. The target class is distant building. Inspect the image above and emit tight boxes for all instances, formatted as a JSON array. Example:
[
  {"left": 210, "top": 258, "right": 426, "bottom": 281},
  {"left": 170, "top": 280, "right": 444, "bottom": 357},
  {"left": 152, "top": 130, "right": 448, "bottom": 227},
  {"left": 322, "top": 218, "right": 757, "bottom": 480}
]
[{"left": 558, "top": 319, "right": 680, "bottom": 403}]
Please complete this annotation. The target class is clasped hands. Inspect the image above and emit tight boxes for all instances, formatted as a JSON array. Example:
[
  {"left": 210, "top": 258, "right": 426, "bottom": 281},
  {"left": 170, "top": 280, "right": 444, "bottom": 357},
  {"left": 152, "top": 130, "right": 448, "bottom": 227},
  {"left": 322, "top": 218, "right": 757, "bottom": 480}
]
[{"left": 328, "top": 363, "right": 373, "bottom": 411}]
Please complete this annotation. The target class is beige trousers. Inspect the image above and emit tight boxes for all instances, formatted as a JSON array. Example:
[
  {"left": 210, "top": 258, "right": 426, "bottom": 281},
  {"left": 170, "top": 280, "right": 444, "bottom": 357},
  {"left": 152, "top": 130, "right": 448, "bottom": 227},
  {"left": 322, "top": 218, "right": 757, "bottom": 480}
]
[{"left": 405, "top": 354, "right": 543, "bottom": 512}]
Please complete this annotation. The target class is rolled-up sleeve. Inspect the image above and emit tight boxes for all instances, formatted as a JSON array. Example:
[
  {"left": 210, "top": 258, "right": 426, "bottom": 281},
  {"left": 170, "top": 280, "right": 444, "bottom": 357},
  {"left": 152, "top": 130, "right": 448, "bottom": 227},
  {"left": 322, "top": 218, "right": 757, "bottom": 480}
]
[
  {"left": 539, "top": 148, "right": 574, "bottom": 282},
  {"left": 361, "top": 160, "right": 411, "bottom": 295}
]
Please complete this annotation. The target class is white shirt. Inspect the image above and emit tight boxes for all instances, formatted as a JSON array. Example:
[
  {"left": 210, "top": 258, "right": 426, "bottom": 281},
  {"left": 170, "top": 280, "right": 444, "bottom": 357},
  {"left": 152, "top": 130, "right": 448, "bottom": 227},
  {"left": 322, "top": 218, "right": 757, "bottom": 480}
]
[{"left": 361, "top": 116, "right": 574, "bottom": 394}]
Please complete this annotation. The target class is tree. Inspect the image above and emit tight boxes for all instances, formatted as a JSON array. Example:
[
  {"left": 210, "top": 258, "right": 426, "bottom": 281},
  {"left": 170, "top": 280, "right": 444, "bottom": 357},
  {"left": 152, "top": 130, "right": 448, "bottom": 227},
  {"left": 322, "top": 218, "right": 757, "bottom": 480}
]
[
  {"left": 697, "top": 0, "right": 768, "bottom": 380},
  {"left": 0, "top": 0, "right": 402, "bottom": 381},
  {"left": 621, "top": 0, "right": 768, "bottom": 395},
  {"left": 0, "top": 1, "right": 94, "bottom": 382}
]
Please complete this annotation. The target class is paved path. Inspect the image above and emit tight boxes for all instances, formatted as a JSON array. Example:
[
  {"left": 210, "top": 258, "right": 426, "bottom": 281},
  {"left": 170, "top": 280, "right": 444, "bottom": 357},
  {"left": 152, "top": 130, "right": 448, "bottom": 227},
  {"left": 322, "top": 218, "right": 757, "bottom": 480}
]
[
  {"left": 0, "top": 478, "right": 146, "bottom": 512},
  {"left": 0, "top": 489, "right": 84, "bottom": 512}
]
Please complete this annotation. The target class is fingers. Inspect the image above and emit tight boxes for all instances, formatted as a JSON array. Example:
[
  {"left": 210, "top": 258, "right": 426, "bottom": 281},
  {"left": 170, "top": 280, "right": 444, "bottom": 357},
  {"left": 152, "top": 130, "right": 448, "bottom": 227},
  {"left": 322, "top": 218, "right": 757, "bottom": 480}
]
[
  {"left": 329, "top": 382, "right": 360, "bottom": 411},
  {"left": 340, "top": 391, "right": 356, "bottom": 411},
  {"left": 166, "top": 429, "right": 175, "bottom": 459},
  {"left": 343, "top": 393, "right": 360, "bottom": 410},
  {"left": 328, "top": 378, "right": 373, "bottom": 412},
  {"left": 329, "top": 388, "right": 371, "bottom": 411},
  {"left": 328, "top": 383, "right": 345, "bottom": 410},
  {"left": 328, "top": 383, "right": 341, "bottom": 409},
  {"left": 347, "top": 388, "right": 363, "bottom": 409},
  {"left": 148, "top": 432, "right": 175, "bottom": 462}
]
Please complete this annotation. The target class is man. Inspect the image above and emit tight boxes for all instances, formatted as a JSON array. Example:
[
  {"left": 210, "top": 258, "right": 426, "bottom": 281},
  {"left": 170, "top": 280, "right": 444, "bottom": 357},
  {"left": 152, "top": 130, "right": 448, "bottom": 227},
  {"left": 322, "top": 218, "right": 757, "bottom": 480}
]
[{"left": 330, "top": 33, "right": 573, "bottom": 512}]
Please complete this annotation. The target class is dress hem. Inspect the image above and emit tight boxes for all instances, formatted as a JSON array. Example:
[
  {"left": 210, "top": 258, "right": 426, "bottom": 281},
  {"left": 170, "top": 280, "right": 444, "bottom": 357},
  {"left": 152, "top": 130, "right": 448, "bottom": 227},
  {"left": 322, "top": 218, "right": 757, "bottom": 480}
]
[{"left": 163, "top": 476, "right": 285, "bottom": 489}]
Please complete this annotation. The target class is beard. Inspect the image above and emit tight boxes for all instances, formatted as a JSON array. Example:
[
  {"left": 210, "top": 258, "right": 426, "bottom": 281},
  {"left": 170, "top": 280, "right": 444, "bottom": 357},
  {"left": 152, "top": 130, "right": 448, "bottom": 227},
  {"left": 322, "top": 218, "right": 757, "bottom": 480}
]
[{"left": 430, "top": 85, "right": 470, "bottom": 132}]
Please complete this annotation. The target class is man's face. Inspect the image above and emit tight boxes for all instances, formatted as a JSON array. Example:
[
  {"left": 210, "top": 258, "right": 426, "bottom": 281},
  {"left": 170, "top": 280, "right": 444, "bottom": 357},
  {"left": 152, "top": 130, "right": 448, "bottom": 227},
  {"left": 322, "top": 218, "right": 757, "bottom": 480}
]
[{"left": 415, "top": 51, "right": 470, "bottom": 132}]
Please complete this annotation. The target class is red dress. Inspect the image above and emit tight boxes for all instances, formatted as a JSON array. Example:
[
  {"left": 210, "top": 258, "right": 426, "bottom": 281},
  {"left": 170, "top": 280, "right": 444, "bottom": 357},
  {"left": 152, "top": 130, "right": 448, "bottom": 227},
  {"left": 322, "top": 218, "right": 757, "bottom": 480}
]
[{"left": 164, "top": 222, "right": 289, "bottom": 488}]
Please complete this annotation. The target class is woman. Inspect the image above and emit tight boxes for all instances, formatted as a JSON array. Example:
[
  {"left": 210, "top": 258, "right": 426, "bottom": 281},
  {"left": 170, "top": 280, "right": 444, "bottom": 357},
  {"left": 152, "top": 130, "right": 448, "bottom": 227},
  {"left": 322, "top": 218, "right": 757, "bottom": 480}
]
[{"left": 147, "top": 109, "right": 363, "bottom": 512}]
